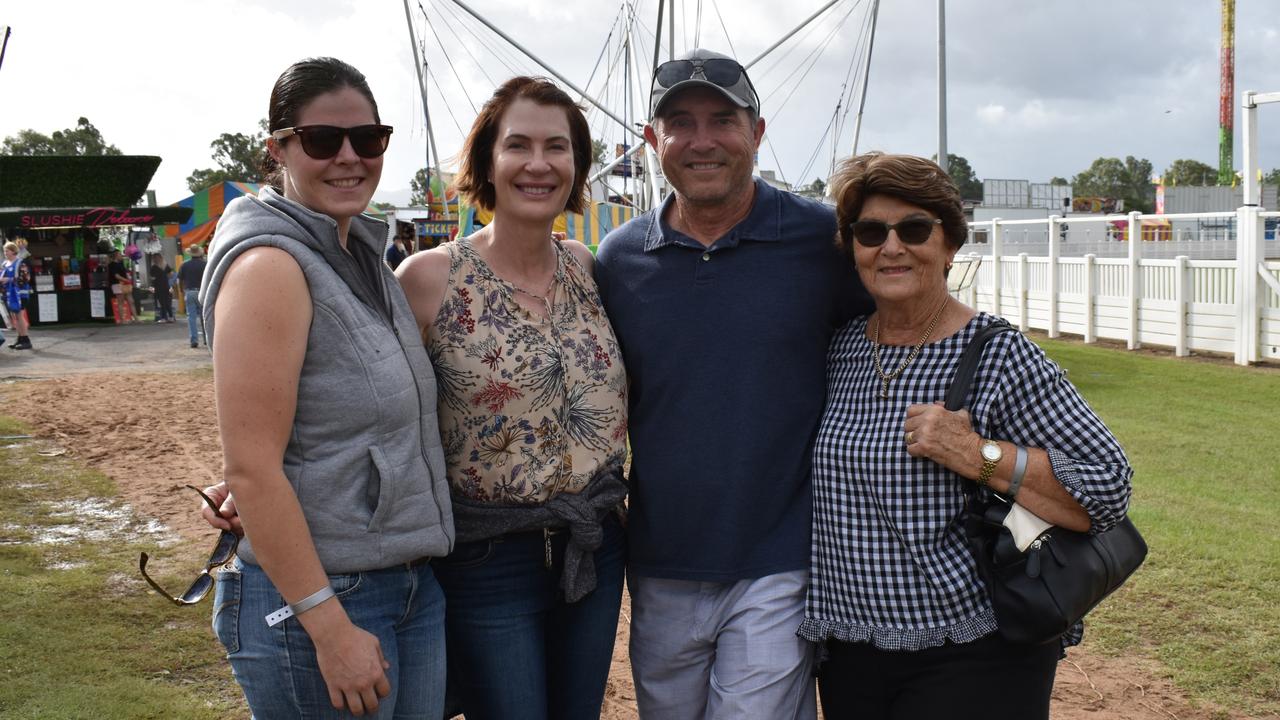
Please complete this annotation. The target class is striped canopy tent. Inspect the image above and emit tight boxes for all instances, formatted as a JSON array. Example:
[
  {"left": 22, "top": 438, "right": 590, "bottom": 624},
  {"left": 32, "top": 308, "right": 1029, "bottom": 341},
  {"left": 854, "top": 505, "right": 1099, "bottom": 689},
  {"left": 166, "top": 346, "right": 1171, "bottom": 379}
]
[
  {"left": 157, "top": 181, "right": 261, "bottom": 251},
  {"left": 159, "top": 181, "right": 387, "bottom": 251},
  {"left": 460, "top": 200, "right": 637, "bottom": 251}
]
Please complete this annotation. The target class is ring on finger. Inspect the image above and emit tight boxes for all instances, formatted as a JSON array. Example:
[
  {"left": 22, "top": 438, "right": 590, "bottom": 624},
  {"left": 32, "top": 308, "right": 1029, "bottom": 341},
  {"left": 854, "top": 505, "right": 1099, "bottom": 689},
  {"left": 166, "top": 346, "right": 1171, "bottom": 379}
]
[{"left": 905, "top": 430, "right": 915, "bottom": 445}]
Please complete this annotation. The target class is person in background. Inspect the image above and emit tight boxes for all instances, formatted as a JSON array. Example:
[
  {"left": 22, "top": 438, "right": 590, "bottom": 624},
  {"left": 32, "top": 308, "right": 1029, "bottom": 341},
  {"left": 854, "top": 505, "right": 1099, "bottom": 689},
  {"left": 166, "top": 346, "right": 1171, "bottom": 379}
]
[
  {"left": 1, "top": 242, "right": 33, "bottom": 350},
  {"left": 801, "top": 152, "right": 1133, "bottom": 719},
  {"left": 148, "top": 253, "right": 175, "bottom": 323},
  {"left": 385, "top": 229, "right": 408, "bottom": 270},
  {"left": 177, "top": 244, "right": 207, "bottom": 348},
  {"left": 107, "top": 249, "right": 134, "bottom": 323},
  {"left": 395, "top": 76, "right": 628, "bottom": 720},
  {"left": 197, "top": 56, "right": 454, "bottom": 717},
  {"left": 593, "top": 49, "right": 873, "bottom": 719}
]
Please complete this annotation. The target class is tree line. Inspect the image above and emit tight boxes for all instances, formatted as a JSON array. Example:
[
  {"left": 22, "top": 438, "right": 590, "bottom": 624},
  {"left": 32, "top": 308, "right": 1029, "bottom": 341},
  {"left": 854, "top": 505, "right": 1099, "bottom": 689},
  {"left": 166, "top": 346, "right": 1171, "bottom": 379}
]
[{"left": 6, "top": 118, "right": 1280, "bottom": 215}]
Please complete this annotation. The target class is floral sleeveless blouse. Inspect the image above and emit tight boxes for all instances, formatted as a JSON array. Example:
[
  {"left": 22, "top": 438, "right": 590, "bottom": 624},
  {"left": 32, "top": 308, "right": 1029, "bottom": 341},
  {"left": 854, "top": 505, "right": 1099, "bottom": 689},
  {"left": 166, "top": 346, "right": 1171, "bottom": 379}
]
[{"left": 428, "top": 237, "right": 628, "bottom": 505}]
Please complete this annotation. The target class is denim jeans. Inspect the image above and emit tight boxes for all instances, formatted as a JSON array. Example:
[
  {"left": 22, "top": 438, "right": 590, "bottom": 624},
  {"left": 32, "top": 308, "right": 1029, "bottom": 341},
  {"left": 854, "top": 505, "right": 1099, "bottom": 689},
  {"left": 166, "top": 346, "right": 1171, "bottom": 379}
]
[
  {"left": 184, "top": 290, "right": 203, "bottom": 345},
  {"left": 433, "top": 513, "right": 626, "bottom": 720},
  {"left": 213, "top": 557, "right": 447, "bottom": 719}
]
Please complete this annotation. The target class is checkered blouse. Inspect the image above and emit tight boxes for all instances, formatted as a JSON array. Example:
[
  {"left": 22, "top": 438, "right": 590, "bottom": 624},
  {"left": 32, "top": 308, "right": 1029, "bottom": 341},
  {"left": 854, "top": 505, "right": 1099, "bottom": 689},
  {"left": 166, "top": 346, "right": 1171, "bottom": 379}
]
[{"left": 799, "top": 312, "right": 1133, "bottom": 651}]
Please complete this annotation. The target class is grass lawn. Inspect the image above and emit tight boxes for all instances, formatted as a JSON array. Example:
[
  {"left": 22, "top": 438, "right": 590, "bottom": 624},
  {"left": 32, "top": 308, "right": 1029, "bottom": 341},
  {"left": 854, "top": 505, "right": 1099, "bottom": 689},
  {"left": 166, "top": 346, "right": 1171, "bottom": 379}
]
[
  {"left": 1033, "top": 338, "right": 1280, "bottom": 716},
  {"left": 0, "top": 418, "right": 240, "bottom": 719}
]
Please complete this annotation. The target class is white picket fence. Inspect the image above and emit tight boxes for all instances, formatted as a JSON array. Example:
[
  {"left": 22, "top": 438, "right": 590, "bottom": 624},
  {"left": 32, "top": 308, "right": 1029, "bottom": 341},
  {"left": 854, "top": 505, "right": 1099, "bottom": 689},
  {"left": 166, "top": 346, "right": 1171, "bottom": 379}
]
[{"left": 952, "top": 208, "right": 1280, "bottom": 365}]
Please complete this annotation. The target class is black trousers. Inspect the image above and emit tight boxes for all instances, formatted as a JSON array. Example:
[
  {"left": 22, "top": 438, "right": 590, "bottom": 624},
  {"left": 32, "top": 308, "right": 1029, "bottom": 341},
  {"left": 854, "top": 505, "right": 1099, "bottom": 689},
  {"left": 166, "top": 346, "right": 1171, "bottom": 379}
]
[{"left": 818, "top": 632, "right": 1060, "bottom": 720}]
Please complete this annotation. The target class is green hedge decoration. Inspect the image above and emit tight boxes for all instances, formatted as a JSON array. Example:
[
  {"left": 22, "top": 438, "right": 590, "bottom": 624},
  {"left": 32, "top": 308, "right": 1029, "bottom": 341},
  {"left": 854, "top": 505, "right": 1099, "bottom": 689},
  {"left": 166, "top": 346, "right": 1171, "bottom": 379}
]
[{"left": 0, "top": 156, "right": 162, "bottom": 208}]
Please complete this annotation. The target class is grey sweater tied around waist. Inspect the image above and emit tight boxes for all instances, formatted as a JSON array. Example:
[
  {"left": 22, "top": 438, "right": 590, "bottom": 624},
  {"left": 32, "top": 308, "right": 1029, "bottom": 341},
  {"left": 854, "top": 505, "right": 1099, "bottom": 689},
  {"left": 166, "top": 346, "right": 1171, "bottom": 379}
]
[{"left": 451, "top": 465, "right": 627, "bottom": 603}]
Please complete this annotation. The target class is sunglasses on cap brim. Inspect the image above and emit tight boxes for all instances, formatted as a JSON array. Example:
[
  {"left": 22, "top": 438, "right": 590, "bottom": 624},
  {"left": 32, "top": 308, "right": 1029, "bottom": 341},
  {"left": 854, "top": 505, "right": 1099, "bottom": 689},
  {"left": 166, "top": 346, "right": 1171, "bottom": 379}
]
[
  {"left": 849, "top": 218, "right": 943, "bottom": 247},
  {"left": 653, "top": 59, "right": 758, "bottom": 102},
  {"left": 271, "top": 124, "right": 394, "bottom": 160}
]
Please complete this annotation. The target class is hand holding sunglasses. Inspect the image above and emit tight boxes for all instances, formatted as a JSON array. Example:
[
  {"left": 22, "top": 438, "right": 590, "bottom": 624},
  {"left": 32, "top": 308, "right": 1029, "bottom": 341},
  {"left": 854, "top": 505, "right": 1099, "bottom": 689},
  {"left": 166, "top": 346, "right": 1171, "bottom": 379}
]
[
  {"left": 271, "top": 124, "right": 393, "bottom": 160},
  {"left": 139, "top": 485, "right": 240, "bottom": 606},
  {"left": 849, "top": 218, "right": 943, "bottom": 247}
]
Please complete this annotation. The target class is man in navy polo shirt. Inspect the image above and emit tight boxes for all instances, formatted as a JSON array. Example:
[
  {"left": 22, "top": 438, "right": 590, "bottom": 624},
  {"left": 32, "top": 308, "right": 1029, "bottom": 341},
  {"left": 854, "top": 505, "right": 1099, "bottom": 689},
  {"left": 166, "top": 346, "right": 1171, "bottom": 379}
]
[{"left": 595, "top": 49, "right": 873, "bottom": 719}]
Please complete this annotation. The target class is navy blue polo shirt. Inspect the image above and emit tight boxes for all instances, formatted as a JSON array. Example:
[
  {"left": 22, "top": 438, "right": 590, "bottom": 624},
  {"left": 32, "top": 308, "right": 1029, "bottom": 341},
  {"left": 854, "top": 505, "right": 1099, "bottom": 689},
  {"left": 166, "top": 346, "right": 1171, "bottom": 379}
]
[{"left": 595, "top": 178, "right": 873, "bottom": 582}]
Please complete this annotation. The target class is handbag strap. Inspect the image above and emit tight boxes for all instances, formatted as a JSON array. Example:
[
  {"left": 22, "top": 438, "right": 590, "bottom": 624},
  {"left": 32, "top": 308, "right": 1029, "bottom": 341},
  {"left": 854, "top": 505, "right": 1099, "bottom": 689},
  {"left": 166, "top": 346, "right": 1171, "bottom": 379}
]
[
  {"left": 948, "top": 317, "right": 1016, "bottom": 507},
  {"left": 944, "top": 317, "right": 1016, "bottom": 412}
]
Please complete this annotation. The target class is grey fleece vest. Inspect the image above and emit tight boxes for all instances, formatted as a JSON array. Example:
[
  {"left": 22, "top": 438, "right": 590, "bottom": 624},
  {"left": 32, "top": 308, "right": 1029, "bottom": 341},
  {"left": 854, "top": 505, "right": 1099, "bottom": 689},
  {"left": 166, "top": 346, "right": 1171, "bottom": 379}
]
[{"left": 202, "top": 191, "right": 454, "bottom": 573}]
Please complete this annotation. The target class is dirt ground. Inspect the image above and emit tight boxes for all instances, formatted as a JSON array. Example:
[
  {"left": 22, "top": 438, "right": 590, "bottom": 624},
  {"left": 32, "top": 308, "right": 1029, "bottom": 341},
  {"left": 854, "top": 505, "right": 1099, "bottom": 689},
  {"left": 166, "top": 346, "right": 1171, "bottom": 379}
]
[{"left": 0, "top": 322, "right": 1259, "bottom": 719}]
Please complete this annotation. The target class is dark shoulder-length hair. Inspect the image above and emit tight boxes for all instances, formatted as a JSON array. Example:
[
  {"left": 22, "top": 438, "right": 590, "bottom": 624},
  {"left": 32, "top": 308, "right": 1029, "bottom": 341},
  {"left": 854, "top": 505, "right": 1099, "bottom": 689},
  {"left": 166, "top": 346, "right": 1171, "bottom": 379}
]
[
  {"left": 454, "top": 76, "right": 593, "bottom": 215},
  {"left": 260, "top": 57, "right": 381, "bottom": 189},
  {"left": 829, "top": 152, "right": 967, "bottom": 260}
]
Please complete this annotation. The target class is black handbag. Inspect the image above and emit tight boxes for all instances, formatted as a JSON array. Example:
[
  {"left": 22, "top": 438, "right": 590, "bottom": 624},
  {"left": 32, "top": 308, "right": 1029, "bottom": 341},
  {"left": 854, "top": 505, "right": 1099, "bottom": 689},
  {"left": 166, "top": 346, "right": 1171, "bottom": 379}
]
[{"left": 947, "top": 319, "right": 1148, "bottom": 646}]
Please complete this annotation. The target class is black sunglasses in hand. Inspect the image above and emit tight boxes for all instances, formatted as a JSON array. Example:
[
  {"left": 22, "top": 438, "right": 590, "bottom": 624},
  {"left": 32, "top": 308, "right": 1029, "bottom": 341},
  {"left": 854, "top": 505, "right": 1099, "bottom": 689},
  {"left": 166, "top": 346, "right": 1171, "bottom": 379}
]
[{"left": 139, "top": 485, "right": 239, "bottom": 606}]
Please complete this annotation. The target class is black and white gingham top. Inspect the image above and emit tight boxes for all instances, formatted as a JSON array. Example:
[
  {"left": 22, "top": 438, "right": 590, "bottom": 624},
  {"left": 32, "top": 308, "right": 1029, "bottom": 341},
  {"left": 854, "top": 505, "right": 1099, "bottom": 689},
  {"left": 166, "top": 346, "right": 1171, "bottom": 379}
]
[{"left": 799, "top": 312, "right": 1133, "bottom": 651}]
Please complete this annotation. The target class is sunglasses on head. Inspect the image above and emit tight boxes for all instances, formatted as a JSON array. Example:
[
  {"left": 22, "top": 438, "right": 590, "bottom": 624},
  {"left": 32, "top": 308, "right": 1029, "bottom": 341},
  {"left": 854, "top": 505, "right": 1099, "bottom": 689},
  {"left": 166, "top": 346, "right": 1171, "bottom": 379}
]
[
  {"left": 655, "top": 58, "right": 749, "bottom": 89},
  {"left": 271, "top": 124, "right": 393, "bottom": 160},
  {"left": 849, "top": 218, "right": 943, "bottom": 247},
  {"left": 139, "top": 485, "right": 239, "bottom": 606}
]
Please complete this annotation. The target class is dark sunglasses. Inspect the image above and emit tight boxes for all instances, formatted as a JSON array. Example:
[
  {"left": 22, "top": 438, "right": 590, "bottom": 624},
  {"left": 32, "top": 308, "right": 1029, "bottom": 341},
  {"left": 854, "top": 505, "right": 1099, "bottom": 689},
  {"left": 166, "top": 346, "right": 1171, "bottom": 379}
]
[
  {"left": 139, "top": 485, "right": 239, "bottom": 606},
  {"left": 849, "top": 218, "right": 943, "bottom": 247},
  {"left": 271, "top": 124, "right": 393, "bottom": 160},
  {"left": 655, "top": 58, "right": 748, "bottom": 88}
]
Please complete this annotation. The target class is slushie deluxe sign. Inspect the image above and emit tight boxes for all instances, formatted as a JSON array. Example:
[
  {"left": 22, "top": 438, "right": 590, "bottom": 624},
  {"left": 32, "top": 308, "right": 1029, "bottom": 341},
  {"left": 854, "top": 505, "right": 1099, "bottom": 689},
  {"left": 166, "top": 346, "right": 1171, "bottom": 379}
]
[{"left": 19, "top": 207, "right": 158, "bottom": 228}]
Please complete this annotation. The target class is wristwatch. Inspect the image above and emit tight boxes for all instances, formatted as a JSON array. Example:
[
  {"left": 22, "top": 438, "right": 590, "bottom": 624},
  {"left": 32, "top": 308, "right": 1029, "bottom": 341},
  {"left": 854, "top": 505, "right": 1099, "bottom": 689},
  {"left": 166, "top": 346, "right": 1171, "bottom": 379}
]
[{"left": 978, "top": 439, "right": 1002, "bottom": 486}]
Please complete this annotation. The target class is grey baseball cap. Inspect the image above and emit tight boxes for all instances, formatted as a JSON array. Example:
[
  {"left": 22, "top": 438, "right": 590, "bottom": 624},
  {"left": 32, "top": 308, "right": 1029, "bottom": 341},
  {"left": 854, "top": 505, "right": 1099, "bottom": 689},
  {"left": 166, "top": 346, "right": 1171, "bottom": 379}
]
[{"left": 649, "top": 48, "right": 760, "bottom": 119}]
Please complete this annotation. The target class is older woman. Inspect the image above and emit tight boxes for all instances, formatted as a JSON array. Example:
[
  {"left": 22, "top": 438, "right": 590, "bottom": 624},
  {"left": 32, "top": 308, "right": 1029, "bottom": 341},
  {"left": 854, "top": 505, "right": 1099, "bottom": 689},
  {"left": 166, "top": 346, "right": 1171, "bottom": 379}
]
[
  {"left": 396, "top": 76, "right": 628, "bottom": 720},
  {"left": 798, "top": 152, "right": 1133, "bottom": 719},
  {"left": 198, "top": 57, "right": 453, "bottom": 717}
]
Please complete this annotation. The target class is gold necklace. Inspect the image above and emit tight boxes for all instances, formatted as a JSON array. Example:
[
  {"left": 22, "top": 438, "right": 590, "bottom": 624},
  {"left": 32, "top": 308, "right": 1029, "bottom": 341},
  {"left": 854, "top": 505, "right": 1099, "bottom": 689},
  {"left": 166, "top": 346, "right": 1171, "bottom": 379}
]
[
  {"left": 493, "top": 237, "right": 560, "bottom": 307},
  {"left": 871, "top": 301, "right": 948, "bottom": 400}
]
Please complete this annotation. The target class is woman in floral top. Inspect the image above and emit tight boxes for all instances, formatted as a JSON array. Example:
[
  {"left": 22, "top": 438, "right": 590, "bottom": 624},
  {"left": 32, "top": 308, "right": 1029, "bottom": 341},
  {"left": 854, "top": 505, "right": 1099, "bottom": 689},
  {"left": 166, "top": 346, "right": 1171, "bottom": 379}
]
[{"left": 397, "top": 77, "right": 628, "bottom": 720}]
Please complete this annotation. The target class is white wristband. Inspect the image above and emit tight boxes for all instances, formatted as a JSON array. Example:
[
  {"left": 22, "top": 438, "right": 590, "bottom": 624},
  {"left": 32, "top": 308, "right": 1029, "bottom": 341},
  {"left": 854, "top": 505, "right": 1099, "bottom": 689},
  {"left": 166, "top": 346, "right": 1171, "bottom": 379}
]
[{"left": 265, "top": 585, "right": 335, "bottom": 627}]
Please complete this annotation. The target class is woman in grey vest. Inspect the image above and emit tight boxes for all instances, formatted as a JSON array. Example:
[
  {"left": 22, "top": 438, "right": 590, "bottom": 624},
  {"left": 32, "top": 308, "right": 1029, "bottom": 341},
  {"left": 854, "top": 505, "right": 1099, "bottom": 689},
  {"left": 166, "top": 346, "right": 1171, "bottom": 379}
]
[{"left": 198, "top": 57, "right": 454, "bottom": 718}]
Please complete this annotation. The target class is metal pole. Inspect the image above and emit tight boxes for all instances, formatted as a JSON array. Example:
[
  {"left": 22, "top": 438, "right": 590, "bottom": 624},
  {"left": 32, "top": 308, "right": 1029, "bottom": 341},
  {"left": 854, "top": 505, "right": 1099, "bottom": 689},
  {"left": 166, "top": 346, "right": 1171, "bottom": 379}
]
[
  {"left": 447, "top": 0, "right": 643, "bottom": 139},
  {"left": 0, "top": 26, "right": 11, "bottom": 73},
  {"left": 627, "top": 27, "right": 664, "bottom": 210},
  {"left": 1219, "top": 0, "right": 1235, "bottom": 185},
  {"left": 423, "top": 60, "right": 451, "bottom": 220},
  {"left": 850, "top": 0, "right": 880, "bottom": 156},
  {"left": 937, "top": 0, "right": 948, "bottom": 173},
  {"left": 745, "top": 0, "right": 844, "bottom": 69},
  {"left": 1243, "top": 91, "right": 1258, "bottom": 206},
  {"left": 403, "top": 0, "right": 451, "bottom": 219},
  {"left": 1242, "top": 91, "right": 1280, "bottom": 206},
  {"left": 652, "top": 0, "right": 666, "bottom": 71}
]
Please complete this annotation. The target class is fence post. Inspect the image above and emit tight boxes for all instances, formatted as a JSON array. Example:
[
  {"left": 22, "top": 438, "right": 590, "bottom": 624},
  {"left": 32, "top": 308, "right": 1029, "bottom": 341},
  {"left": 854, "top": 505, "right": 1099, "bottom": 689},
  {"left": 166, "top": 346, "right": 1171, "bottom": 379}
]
[
  {"left": 1175, "top": 255, "right": 1189, "bottom": 357},
  {"left": 967, "top": 252, "right": 979, "bottom": 308},
  {"left": 1017, "top": 253, "right": 1029, "bottom": 331},
  {"left": 991, "top": 219, "right": 1003, "bottom": 318},
  {"left": 1084, "top": 253, "right": 1097, "bottom": 343},
  {"left": 1235, "top": 205, "right": 1264, "bottom": 365},
  {"left": 1127, "top": 210, "right": 1142, "bottom": 349},
  {"left": 1047, "top": 214, "right": 1061, "bottom": 338}
]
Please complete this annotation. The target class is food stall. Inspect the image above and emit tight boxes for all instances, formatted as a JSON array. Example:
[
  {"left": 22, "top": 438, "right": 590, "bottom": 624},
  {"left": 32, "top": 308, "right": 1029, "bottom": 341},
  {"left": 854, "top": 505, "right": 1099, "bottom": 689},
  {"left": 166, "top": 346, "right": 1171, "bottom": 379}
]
[{"left": 0, "top": 156, "right": 192, "bottom": 324}]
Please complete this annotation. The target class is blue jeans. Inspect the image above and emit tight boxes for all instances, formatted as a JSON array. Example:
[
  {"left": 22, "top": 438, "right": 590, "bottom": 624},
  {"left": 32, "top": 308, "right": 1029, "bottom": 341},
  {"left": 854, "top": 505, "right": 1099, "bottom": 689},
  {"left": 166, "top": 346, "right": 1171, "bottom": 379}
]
[
  {"left": 433, "top": 513, "right": 626, "bottom": 720},
  {"left": 212, "top": 557, "right": 447, "bottom": 719},
  {"left": 185, "top": 289, "right": 203, "bottom": 345}
]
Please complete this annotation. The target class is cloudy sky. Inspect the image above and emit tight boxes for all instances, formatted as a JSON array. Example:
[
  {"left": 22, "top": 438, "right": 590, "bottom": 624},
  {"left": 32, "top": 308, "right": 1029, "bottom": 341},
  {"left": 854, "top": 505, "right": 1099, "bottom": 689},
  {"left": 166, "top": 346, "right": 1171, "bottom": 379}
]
[{"left": 2, "top": 0, "right": 1277, "bottom": 206}]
